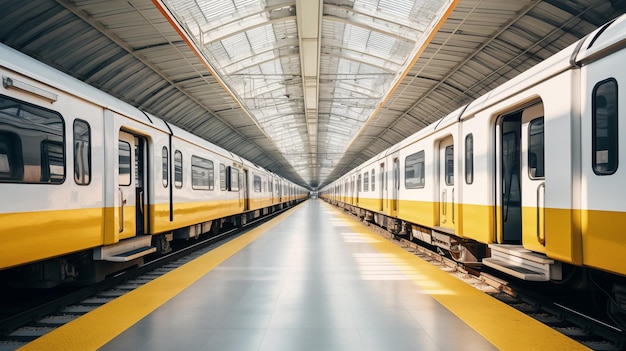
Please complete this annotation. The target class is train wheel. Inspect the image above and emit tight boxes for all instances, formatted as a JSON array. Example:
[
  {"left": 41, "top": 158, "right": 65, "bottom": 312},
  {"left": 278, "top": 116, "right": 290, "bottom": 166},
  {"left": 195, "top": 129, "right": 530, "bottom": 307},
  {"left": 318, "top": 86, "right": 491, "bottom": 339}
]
[
  {"left": 210, "top": 220, "right": 221, "bottom": 237},
  {"left": 406, "top": 223, "right": 414, "bottom": 242},
  {"left": 608, "top": 281, "right": 626, "bottom": 330},
  {"left": 154, "top": 234, "right": 172, "bottom": 254}
]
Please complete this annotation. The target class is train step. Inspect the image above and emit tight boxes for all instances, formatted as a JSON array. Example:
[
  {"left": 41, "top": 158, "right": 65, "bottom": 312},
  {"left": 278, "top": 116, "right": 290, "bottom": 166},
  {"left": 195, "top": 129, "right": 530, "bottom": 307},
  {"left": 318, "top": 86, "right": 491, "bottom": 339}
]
[
  {"left": 105, "top": 246, "right": 156, "bottom": 262},
  {"left": 482, "top": 244, "right": 561, "bottom": 281},
  {"left": 93, "top": 236, "right": 156, "bottom": 262}
]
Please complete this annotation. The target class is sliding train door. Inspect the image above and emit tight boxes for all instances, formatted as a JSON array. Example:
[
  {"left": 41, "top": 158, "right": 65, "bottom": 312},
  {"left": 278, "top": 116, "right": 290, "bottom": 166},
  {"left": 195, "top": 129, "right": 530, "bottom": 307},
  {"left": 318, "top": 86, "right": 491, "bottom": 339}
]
[
  {"left": 437, "top": 136, "right": 455, "bottom": 232},
  {"left": 496, "top": 103, "right": 544, "bottom": 246},
  {"left": 390, "top": 155, "right": 399, "bottom": 217},
  {"left": 242, "top": 169, "right": 249, "bottom": 211},
  {"left": 118, "top": 131, "right": 148, "bottom": 239},
  {"left": 521, "top": 103, "right": 546, "bottom": 250},
  {"left": 499, "top": 113, "right": 522, "bottom": 244},
  {"left": 379, "top": 163, "right": 385, "bottom": 211}
]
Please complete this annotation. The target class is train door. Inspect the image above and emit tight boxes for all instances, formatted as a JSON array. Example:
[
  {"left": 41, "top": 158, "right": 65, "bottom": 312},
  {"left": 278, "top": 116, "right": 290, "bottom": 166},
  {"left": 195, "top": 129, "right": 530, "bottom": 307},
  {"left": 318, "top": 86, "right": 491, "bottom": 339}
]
[
  {"left": 356, "top": 173, "right": 361, "bottom": 206},
  {"left": 497, "top": 104, "right": 545, "bottom": 245},
  {"left": 118, "top": 131, "right": 147, "bottom": 239},
  {"left": 437, "top": 136, "right": 455, "bottom": 231},
  {"left": 267, "top": 177, "right": 275, "bottom": 205},
  {"left": 379, "top": 163, "right": 385, "bottom": 211},
  {"left": 391, "top": 156, "right": 399, "bottom": 217},
  {"left": 351, "top": 175, "right": 355, "bottom": 205},
  {"left": 521, "top": 104, "right": 545, "bottom": 249},
  {"left": 242, "top": 169, "right": 249, "bottom": 211},
  {"left": 498, "top": 111, "right": 523, "bottom": 244}
]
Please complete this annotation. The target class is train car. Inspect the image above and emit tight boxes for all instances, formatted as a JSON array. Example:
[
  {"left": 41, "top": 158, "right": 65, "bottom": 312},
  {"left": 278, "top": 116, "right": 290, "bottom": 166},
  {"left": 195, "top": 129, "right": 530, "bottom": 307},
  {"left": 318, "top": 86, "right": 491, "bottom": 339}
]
[
  {"left": 0, "top": 43, "right": 306, "bottom": 287},
  {"left": 321, "top": 14, "right": 626, "bottom": 326}
]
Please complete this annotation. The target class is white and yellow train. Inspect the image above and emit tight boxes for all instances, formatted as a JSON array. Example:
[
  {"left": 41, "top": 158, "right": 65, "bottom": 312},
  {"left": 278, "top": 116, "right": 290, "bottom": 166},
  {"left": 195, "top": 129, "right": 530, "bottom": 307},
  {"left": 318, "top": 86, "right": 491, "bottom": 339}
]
[
  {"left": 321, "top": 14, "right": 626, "bottom": 323},
  {"left": 0, "top": 43, "right": 307, "bottom": 287}
]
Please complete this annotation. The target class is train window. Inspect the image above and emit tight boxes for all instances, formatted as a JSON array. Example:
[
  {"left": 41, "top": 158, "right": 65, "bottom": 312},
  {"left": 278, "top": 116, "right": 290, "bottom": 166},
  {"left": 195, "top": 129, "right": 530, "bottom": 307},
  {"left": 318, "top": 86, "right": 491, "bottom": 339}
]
[
  {"left": 371, "top": 169, "right": 375, "bottom": 191},
  {"left": 357, "top": 174, "right": 362, "bottom": 192},
  {"left": 191, "top": 155, "right": 214, "bottom": 190},
  {"left": 118, "top": 140, "right": 131, "bottom": 186},
  {"left": 528, "top": 118, "right": 544, "bottom": 178},
  {"left": 445, "top": 145, "right": 454, "bottom": 185},
  {"left": 41, "top": 141, "right": 64, "bottom": 183},
  {"left": 162, "top": 147, "right": 168, "bottom": 187},
  {"left": 363, "top": 171, "right": 369, "bottom": 191},
  {"left": 219, "top": 164, "right": 226, "bottom": 190},
  {"left": 174, "top": 150, "right": 183, "bottom": 188},
  {"left": 254, "top": 175, "right": 261, "bottom": 192},
  {"left": 0, "top": 134, "right": 21, "bottom": 180},
  {"left": 592, "top": 79, "right": 618, "bottom": 175},
  {"left": 229, "top": 167, "right": 240, "bottom": 191},
  {"left": 465, "top": 134, "right": 473, "bottom": 184},
  {"left": 73, "top": 120, "right": 91, "bottom": 185},
  {"left": 405, "top": 151, "right": 425, "bottom": 189},
  {"left": 0, "top": 94, "right": 65, "bottom": 183}
]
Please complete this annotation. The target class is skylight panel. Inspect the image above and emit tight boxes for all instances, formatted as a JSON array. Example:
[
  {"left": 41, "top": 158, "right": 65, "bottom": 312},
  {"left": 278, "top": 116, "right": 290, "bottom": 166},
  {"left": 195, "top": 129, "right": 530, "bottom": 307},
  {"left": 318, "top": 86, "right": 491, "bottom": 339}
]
[{"left": 162, "top": 0, "right": 455, "bottom": 186}]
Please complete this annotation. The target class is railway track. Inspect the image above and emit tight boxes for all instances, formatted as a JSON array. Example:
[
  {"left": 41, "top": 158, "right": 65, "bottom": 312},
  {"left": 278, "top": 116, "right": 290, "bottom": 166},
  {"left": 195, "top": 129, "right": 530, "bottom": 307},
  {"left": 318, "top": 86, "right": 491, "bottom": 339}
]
[
  {"left": 345, "top": 210, "right": 626, "bottom": 351},
  {"left": 0, "top": 206, "right": 294, "bottom": 351}
]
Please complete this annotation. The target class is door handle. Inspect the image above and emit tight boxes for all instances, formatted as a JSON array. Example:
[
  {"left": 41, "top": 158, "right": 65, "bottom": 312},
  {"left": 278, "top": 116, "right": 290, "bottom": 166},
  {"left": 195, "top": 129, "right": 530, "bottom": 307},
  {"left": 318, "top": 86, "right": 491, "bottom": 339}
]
[
  {"left": 452, "top": 188, "right": 455, "bottom": 224},
  {"left": 537, "top": 182, "right": 545, "bottom": 245},
  {"left": 119, "top": 188, "right": 126, "bottom": 233},
  {"left": 139, "top": 190, "right": 144, "bottom": 215}
]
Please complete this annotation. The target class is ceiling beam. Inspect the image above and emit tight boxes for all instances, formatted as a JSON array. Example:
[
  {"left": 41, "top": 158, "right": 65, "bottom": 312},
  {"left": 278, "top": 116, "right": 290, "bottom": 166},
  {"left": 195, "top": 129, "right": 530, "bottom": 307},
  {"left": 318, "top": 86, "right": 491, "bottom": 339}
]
[{"left": 296, "top": 0, "right": 322, "bottom": 183}]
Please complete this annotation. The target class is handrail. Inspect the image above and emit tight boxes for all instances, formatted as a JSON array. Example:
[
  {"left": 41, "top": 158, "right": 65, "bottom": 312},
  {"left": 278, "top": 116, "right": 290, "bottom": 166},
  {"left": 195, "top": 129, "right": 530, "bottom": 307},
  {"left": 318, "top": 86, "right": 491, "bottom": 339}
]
[
  {"left": 537, "top": 182, "right": 545, "bottom": 245},
  {"left": 442, "top": 189, "right": 447, "bottom": 217},
  {"left": 139, "top": 190, "right": 144, "bottom": 215},
  {"left": 452, "top": 188, "right": 455, "bottom": 224},
  {"left": 119, "top": 188, "right": 126, "bottom": 233}
]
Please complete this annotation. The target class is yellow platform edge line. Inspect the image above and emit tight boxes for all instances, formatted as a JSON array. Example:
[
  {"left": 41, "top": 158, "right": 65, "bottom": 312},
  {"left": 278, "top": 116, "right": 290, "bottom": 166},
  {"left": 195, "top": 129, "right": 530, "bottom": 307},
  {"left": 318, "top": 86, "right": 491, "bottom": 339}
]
[
  {"left": 324, "top": 203, "right": 592, "bottom": 351},
  {"left": 18, "top": 206, "right": 300, "bottom": 351}
]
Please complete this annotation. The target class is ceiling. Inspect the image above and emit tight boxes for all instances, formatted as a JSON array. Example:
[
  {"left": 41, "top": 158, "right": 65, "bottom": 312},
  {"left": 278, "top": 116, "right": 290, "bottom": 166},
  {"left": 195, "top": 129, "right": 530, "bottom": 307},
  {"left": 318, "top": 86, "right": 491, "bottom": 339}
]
[{"left": 1, "top": 0, "right": 624, "bottom": 189}]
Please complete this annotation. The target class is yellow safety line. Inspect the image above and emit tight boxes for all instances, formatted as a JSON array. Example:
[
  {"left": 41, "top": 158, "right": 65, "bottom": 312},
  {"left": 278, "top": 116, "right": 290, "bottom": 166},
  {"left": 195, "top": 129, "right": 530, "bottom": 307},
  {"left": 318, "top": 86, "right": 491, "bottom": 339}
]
[
  {"left": 18, "top": 206, "right": 299, "bottom": 351},
  {"left": 325, "top": 203, "right": 592, "bottom": 351}
]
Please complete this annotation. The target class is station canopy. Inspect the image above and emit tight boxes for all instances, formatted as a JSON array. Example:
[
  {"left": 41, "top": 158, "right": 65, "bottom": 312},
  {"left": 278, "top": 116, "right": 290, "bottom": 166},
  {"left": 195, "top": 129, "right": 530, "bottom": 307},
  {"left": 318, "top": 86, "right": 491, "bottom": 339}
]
[{"left": 160, "top": 0, "right": 454, "bottom": 187}]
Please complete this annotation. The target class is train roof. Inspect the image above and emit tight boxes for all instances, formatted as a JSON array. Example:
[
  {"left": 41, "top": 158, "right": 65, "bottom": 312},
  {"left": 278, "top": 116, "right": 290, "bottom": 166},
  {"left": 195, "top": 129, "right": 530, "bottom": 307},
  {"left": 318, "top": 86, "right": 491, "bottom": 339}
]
[
  {"left": 465, "top": 12, "right": 626, "bottom": 118},
  {"left": 167, "top": 119, "right": 281, "bottom": 176},
  {"left": 0, "top": 43, "right": 291, "bottom": 184},
  {"left": 322, "top": 13, "right": 626, "bottom": 189},
  {"left": 463, "top": 41, "right": 578, "bottom": 118},
  {"left": 0, "top": 43, "right": 160, "bottom": 132},
  {"left": 343, "top": 103, "right": 466, "bottom": 175},
  {"left": 576, "top": 13, "right": 626, "bottom": 63},
  {"left": 167, "top": 121, "right": 236, "bottom": 160}
]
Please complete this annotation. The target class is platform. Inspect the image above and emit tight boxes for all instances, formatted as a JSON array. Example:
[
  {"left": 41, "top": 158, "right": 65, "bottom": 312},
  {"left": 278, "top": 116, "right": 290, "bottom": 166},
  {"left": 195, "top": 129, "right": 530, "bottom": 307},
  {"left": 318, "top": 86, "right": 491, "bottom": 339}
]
[{"left": 19, "top": 200, "right": 589, "bottom": 351}]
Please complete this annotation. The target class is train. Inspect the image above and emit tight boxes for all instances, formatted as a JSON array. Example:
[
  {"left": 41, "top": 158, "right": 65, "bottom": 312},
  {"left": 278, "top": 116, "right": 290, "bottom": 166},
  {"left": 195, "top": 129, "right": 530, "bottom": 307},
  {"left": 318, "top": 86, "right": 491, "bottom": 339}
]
[
  {"left": 320, "top": 14, "right": 626, "bottom": 326},
  {"left": 0, "top": 42, "right": 308, "bottom": 288}
]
